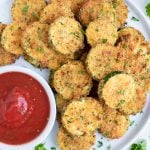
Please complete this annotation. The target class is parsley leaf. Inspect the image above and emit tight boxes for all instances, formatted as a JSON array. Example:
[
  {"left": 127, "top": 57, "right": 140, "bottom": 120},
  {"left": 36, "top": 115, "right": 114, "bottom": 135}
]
[
  {"left": 102, "top": 39, "right": 107, "bottom": 44},
  {"left": 131, "top": 16, "right": 139, "bottom": 21},
  {"left": 35, "top": 143, "right": 47, "bottom": 150},
  {"left": 22, "top": 5, "right": 29, "bottom": 15},
  {"left": 145, "top": 3, "right": 150, "bottom": 17},
  {"left": 51, "top": 147, "right": 56, "bottom": 150},
  {"left": 130, "top": 140, "right": 146, "bottom": 150},
  {"left": 97, "top": 141, "right": 103, "bottom": 148}
]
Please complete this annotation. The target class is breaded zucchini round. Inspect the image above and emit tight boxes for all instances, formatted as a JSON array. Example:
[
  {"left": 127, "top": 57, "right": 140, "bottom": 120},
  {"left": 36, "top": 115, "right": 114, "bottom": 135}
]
[
  {"left": 56, "top": 94, "right": 71, "bottom": 113},
  {"left": 112, "top": 0, "right": 128, "bottom": 27},
  {"left": 22, "top": 22, "right": 71, "bottom": 70},
  {"left": 57, "top": 126, "right": 96, "bottom": 150},
  {"left": 86, "top": 19, "right": 118, "bottom": 47},
  {"left": 52, "top": 0, "right": 85, "bottom": 15},
  {"left": 62, "top": 97, "right": 103, "bottom": 135},
  {"left": 40, "top": 1, "right": 74, "bottom": 24},
  {"left": 53, "top": 61, "right": 92, "bottom": 99},
  {"left": 1, "top": 23, "right": 26, "bottom": 56},
  {"left": 0, "top": 24, "right": 17, "bottom": 66},
  {"left": 79, "top": 0, "right": 116, "bottom": 27},
  {"left": 12, "top": 0, "right": 46, "bottom": 24},
  {"left": 102, "top": 74, "right": 136, "bottom": 109},
  {"left": 49, "top": 17, "right": 84, "bottom": 55},
  {"left": 98, "top": 104, "right": 129, "bottom": 139},
  {"left": 86, "top": 44, "right": 122, "bottom": 80},
  {"left": 24, "top": 54, "right": 47, "bottom": 68},
  {"left": 119, "top": 86, "right": 147, "bottom": 115},
  {"left": 117, "top": 27, "right": 145, "bottom": 51}
]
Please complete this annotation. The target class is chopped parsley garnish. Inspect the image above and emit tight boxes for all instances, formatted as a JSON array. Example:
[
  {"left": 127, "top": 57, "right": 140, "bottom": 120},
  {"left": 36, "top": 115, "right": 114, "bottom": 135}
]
[
  {"left": 145, "top": 3, "right": 150, "bottom": 18},
  {"left": 131, "top": 16, "right": 139, "bottom": 21},
  {"left": 130, "top": 120, "right": 135, "bottom": 126},
  {"left": 51, "top": 147, "right": 56, "bottom": 150},
  {"left": 95, "top": 28, "right": 99, "bottom": 32},
  {"left": 37, "top": 47, "right": 44, "bottom": 53},
  {"left": 107, "top": 145, "right": 111, "bottom": 150},
  {"left": 97, "top": 141, "right": 103, "bottom": 148},
  {"left": 112, "top": 0, "right": 118, "bottom": 9},
  {"left": 103, "top": 71, "right": 122, "bottom": 83},
  {"left": 35, "top": 143, "right": 46, "bottom": 150},
  {"left": 118, "top": 99, "right": 126, "bottom": 107},
  {"left": 32, "top": 12, "right": 39, "bottom": 19},
  {"left": 130, "top": 139, "right": 146, "bottom": 150},
  {"left": 102, "top": 39, "right": 108, "bottom": 44},
  {"left": 70, "top": 32, "right": 80, "bottom": 39},
  {"left": 22, "top": 5, "right": 29, "bottom": 15}
]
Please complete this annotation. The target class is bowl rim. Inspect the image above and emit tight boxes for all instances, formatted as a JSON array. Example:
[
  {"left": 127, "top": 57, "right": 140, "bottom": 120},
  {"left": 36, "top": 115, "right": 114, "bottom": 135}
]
[{"left": 0, "top": 66, "right": 56, "bottom": 150}]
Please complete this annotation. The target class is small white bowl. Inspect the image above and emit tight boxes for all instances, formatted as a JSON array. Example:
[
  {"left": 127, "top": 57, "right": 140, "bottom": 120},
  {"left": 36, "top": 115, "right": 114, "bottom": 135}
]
[{"left": 0, "top": 66, "right": 56, "bottom": 150}]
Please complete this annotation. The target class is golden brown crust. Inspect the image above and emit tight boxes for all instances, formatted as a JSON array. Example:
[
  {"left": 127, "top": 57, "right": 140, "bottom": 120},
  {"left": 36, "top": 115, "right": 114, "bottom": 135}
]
[
  {"left": 79, "top": 0, "right": 116, "bottom": 27},
  {"left": 49, "top": 17, "right": 84, "bottom": 55},
  {"left": 62, "top": 97, "right": 103, "bottom": 136},
  {"left": 98, "top": 104, "right": 129, "bottom": 139},
  {"left": 102, "top": 74, "right": 136, "bottom": 109},
  {"left": 40, "top": 1, "right": 74, "bottom": 24},
  {"left": 119, "top": 86, "right": 147, "bottom": 115},
  {"left": 22, "top": 22, "right": 72, "bottom": 69},
  {"left": 57, "top": 126, "right": 96, "bottom": 150},
  {"left": 12, "top": 0, "right": 46, "bottom": 24},
  {"left": 53, "top": 61, "right": 92, "bottom": 99},
  {"left": 86, "top": 44, "right": 123, "bottom": 80},
  {"left": 86, "top": 19, "right": 118, "bottom": 47},
  {"left": 1, "top": 23, "right": 26, "bottom": 56},
  {"left": 112, "top": 0, "right": 128, "bottom": 27}
]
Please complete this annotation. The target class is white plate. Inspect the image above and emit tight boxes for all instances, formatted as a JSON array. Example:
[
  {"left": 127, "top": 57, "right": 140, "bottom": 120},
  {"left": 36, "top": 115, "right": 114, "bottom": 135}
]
[{"left": 0, "top": 0, "right": 150, "bottom": 150}]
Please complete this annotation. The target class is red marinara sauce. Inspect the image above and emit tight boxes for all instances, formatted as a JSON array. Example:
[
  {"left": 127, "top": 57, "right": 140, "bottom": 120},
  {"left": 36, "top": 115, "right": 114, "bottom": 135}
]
[{"left": 0, "top": 72, "right": 50, "bottom": 145}]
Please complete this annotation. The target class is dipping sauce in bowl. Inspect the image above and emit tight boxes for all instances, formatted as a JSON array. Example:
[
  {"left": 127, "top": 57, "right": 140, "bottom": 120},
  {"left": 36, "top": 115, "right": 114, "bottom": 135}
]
[{"left": 0, "top": 72, "right": 50, "bottom": 145}]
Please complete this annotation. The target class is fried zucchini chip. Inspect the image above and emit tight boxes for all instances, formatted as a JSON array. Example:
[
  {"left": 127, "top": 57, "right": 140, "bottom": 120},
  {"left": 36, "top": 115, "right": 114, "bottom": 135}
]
[
  {"left": 112, "top": 0, "right": 128, "bottom": 27},
  {"left": 12, "top": 0, "right": 46, "bottom": 24},
  {"left": 49, "top": 17, "right": 84, "bottom": 55},
  {"left": 79, "top": 0, "right": 116, "bottom": 27},
  {"left": 117, "top": 27, "right": 145, "bottom": 51},
  {"left": 86, "top": 19, "right": 118, "bottom": 47},
  {"left": 119, "top": 86, "right": 147, "bottom": 115},
  {"left": 51, "top": 0, "right": 85, "bottom": 15},
  {"left": 57, "top": 126, "right": 96, "bottom": 150},
  {"left": 86, "top": 44, "right": 122, "bottom": 80},
  {"left": 0, "top": 24, "right": 17, "bottom": 66},
  {"left": 40, "top": 1, "right": 74, "bottom": 24},
  {"left": 1, "top": 23, "right": 26, "bottom": 56},
  {"left": 22, "top": 22, "right": 71, "bottom": 69},
  {"left": 56, "top": 94, "right": 71, "bottom": 113},
  {"left": 98, "top": 104, "right": 129, "bottom": 139},
  {"left": 53, "top": 61, "right": 92, "bottom": 99},
  {"left": 102, "top": 74, "right": 136, "bottom": 109},
  {"left": 62, "top": 97, "right": 103, "bottom": 135}
]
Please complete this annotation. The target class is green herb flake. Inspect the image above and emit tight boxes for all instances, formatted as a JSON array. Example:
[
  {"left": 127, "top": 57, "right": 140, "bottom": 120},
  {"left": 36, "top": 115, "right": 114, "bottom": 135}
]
[
  {"left": 112, "top": 0, "right": 117, "bottom": 9},
  {"left": 102, "top": 38, "right": 108, "bottom": 44},
  {"left": 32, "top": 12, "right": 39, "bottom": 19},
  {"left": 22, "top": 5, "right": 29, "bottom": 15},
  {"left": 130, "top": 139, "right": 146, "bottom": 150},
  {"left": 51, "top": 147, "right": 56, "bottom": 150},
  {"left": 37, "top": 47, "right": 44, "bottom": 53},
  {"left": 95, "top": 28, "right": 99, "bottom": 32},
  {"left": 117, "top": 89, "right": 125, "bottom": 95},
  {"left": 70, "top": 32, "right": 80, "bottom": 39},
  {"left": 145, "top": 3, "right": 150, "bottom": 18},
  {"left": 97, "top": 141, "right": 103, "bottom": 148},
  {"left": 78, "top": 70, "right": 85, "bottom": 75},
  {"left": 35, "top": 143, "right": 46, "bottom": 150},
  {"left": 118, "top": 99, "right": 126, "bottom": 107},
  {"left": 130, "top": 120, "right": 135, "bottom": 126},
  {"left": 107, "top": 145, "right": 111, "bottom": 150},
  {"left": 131, "top": 16, "right": 139, "bottom": 21}
]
